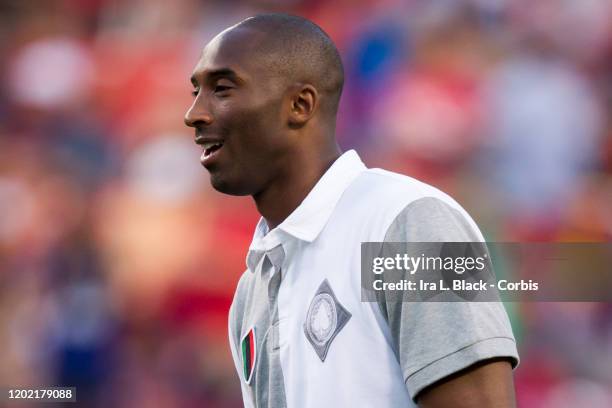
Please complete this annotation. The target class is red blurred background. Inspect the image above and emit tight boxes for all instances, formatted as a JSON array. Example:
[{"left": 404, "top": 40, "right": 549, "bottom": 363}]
[{"left": 1, "top": 0, "right": 611, "bottom": 407}]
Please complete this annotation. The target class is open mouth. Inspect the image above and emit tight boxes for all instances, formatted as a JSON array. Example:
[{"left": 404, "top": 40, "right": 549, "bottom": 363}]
[
  {"left": 202, "top": 141, "right": 224, "bottom": 159},
  {"left": 195, "top": 136, "right": 224, "bottom": 164}
]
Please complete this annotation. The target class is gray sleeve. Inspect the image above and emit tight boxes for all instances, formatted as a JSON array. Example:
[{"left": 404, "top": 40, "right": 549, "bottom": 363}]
[
  {"left": 229, "top": 272, "right": 248, "bottom": 359},
  {"left": 228, "top": 272, "right": 256, "bottom": 408},
  {"left": 378, "top": 197, "right": 519, "bottom": 401}
]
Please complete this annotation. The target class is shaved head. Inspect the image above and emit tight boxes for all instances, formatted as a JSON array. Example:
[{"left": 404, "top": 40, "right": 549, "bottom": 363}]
[
  {"left": 186, "top": 13, "right": 344, "bottom": 225},
  {"left": 232, "top": 13, "right": 344, "bottom": 116}
]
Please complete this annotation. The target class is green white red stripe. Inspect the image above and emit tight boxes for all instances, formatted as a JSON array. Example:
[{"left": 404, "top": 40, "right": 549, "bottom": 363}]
[{"left": 241, "top": 327, "right": 256, "bottom": 384}]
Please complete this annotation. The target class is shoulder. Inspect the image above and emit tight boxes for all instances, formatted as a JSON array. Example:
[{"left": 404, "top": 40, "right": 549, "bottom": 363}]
[
  {"left": 384, "top": 195, "right": 484, "bottom": 242},
  {"left": 351, "top": 168, "right": 439, "bottom": 199},
  {"left": 362, "top": 168, "right": 468, "bottom": 210},
  {"left": 341, "top": 167, "right": 482, "bottom": 241}
]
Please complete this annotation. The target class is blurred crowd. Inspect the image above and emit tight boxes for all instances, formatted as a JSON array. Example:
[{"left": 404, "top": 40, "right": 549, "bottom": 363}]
[{"left": 0, "top": 0, "right": 611, "bottom": 406}]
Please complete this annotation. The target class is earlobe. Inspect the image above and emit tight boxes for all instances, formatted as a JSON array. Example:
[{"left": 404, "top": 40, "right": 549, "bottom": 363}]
[{"left": 288, "top": 84, "right": 318, "bottom": 127}]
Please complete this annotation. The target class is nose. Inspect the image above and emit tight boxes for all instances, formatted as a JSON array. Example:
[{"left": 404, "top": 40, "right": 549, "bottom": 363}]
[{"left": 184, "top": 97, "right": 213, "bottom": 128}]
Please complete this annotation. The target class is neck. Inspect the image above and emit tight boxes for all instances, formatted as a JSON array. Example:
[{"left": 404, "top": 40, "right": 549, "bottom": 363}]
[{"left": 253, "top": 144, "right": 341, "bottom": 230}]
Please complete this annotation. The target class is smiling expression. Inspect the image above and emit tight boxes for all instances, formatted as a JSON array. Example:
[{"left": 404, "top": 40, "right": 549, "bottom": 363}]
[{"left": 185, "top": 26, "right": 296, "bottom": 196}]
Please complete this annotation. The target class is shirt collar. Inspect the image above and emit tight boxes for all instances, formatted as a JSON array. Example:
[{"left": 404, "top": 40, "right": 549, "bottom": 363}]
[{"left": 246, "top": 150, "right": 366, "bottom": 270}]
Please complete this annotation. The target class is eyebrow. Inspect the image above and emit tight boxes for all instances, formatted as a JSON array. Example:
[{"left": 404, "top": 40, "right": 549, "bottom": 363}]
[{"left": 190, "top": 68, "right": 242, "bottom": 86}]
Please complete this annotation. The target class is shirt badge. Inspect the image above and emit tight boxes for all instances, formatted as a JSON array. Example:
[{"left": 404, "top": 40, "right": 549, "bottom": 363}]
[
  {"left": 304, "top": 279, "right": 351, "bottom": 362},
  {"left": 241, "top": 327, "right": 257, "bottom": 384}
]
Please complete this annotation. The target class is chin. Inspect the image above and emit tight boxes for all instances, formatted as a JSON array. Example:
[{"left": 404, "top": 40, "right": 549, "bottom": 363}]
[{"left": 209, "top": 174, "right": 252, "bottom": 196}]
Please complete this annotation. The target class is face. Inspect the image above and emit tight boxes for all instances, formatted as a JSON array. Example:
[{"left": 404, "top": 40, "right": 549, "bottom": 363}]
[{"left": 185, "top": 27, "right": 294, "bottom": 196}]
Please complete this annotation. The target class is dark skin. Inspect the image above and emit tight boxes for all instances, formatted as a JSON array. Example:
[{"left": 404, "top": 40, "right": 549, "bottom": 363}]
[
  {"left": 185, "top": 23, "right": 516, "bottom": 408},
  {"left": 417, "top": 359, "right": 516, "bottom": 408},
  {"left": 184, "top": 25, "right": 340, "bottom": 229}
]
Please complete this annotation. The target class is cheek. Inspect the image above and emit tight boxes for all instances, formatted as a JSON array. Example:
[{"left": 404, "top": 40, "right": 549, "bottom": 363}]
[{"left": 231, "top": 104, "right": 284, "bottom": 149}]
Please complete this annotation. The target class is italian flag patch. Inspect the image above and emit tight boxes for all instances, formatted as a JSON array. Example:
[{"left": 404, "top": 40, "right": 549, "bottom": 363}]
[{"left": 241, "top": 327, "right": 256, "bottom": 384}]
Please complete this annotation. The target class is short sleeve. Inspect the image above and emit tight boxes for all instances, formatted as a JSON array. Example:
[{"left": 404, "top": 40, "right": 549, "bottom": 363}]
[{"left": 377, "top": 197, "right": 519, "bottom": 401}]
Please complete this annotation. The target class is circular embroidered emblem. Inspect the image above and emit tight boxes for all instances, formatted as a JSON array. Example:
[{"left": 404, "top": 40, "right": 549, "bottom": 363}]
[{"left": 306, "top": 293, "right": 337, "bottom": 346}]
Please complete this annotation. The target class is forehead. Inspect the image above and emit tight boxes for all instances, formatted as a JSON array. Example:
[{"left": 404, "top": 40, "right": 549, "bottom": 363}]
[{"left": 191, "top": 26, "right": 270, "bottom": 83}]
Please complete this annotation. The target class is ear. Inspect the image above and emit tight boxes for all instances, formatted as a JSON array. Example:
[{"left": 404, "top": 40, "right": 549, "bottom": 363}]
[{"left": 288, "top": 84, "right": 318, "bottom": 127}]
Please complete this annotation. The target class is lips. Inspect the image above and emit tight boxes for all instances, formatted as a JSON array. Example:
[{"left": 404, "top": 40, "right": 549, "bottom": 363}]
[
  {"left": 201, "top": 141, "right": 224, "bottom": 157},
  {"left": 195, "top": 137, "right": 225, "bottom": 165}
]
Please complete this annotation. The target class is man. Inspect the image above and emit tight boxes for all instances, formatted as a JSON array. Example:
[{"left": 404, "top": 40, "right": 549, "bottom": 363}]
[{"left": 185, "top": 13, "right": 519, "bottom": 408}]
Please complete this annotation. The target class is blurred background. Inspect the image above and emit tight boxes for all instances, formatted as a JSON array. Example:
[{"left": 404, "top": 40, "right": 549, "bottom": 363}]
[{"left": 0, "top": 0, "right": 611, "bottom": 406}]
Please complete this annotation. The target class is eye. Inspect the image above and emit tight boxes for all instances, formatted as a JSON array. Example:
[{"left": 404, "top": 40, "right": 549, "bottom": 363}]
[
  {"left": 214, "top": 85, "right": 232, "bottom": 93},
  {"left": 191, "top": 88, "right": 199, "bottom": 97}
]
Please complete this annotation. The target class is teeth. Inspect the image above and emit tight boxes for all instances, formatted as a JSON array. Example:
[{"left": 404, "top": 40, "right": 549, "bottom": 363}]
[{"left": 202, "top": 142, "right": 223, "bottom": 150}]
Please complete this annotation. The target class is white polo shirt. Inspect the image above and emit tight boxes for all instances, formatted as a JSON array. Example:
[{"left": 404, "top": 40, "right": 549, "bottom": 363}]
[{"left": 228, "top": 150, "right": 518, "bottom": 408}]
